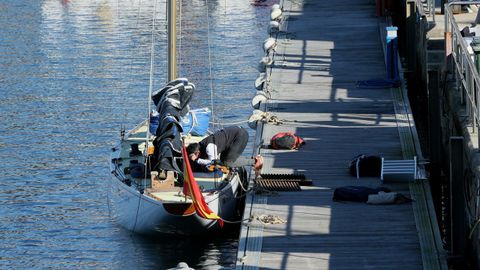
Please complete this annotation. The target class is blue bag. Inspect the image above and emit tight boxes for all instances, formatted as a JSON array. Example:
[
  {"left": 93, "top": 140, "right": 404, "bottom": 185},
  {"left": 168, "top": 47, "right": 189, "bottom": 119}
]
[
  {"left": 181, "top": 108, "right": 211, "bottom": 136},
  {"left": 149, "top": 110, "right": 160, "bottom": 135}
]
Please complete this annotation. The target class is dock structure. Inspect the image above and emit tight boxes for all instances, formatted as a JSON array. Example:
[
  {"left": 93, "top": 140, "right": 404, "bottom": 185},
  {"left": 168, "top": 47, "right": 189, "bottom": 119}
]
[{"left": 236, "top": 0, "right": 447, "bottom": 269}]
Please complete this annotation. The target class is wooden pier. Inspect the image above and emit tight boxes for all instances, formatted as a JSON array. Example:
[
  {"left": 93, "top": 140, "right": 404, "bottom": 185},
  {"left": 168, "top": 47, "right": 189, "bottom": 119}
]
[{"left": 236, "top": 0, "right": 447, "bottom": 269}]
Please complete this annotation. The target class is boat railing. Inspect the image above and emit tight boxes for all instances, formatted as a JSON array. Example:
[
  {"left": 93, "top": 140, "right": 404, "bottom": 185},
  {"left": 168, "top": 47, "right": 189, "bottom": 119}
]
[{"left": 445, "top": 1, "right": 480, "bottom": 147}]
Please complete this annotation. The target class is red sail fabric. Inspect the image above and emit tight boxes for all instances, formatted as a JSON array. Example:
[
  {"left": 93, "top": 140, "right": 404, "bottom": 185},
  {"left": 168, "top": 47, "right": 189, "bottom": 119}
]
[{"left": 182, "top": 146, "right": 224, "bottom": 227}]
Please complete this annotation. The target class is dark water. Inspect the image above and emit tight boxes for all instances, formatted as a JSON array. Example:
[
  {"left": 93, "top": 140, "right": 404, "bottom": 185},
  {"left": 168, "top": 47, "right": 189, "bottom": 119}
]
[{"left": 0, "top": 0, "right": 271, "bottom": 269}]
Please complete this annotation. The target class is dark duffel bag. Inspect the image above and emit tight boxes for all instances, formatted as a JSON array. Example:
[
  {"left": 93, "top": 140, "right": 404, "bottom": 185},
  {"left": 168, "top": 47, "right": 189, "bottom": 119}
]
[
  {"left": 349, "top": 154, "right": 382, "bottom": 178},
  {"left": 333, "top": 186, "right": 391, "bottom": 202}
]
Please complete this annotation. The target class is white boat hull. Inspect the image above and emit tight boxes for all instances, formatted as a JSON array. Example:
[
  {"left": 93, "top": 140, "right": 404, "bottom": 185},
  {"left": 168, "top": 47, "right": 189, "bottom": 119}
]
[{"left": 108, "top": 168, "right": 244, "bottom": 235}]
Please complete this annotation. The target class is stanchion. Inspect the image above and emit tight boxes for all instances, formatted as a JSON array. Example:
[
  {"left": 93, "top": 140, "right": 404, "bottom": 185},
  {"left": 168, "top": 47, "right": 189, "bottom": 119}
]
[{"left": 386, "top": 26, "right": 399, "bottom": 81}]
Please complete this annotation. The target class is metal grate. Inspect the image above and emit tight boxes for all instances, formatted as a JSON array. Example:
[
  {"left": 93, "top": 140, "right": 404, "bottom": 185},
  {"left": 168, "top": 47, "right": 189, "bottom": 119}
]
[{"left": 255, "top": 173, "right": 312, "bottom": 191}]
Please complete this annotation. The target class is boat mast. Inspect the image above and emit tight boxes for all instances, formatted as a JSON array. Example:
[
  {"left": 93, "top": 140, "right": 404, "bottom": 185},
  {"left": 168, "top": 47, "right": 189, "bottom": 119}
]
[{"left": 167, "top": 0, "right": 177, "bottom": 81}]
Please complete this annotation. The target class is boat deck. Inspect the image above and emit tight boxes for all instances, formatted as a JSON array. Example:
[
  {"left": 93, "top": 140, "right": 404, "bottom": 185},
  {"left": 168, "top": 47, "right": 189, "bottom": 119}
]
[
  {"left": 114, "top": 124, "right": 229, "bottom": 201},
  {"left": 236, "top": 0, "right": 447, "bottom": 269}
]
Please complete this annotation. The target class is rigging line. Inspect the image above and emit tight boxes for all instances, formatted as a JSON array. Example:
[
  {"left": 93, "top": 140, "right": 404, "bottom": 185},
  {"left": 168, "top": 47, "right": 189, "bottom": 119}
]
[
  {"left": 131, "top": 190, "right": 143, "bottom": 233},
  {"left": 204, "top": 0, "right": 220, "bottom": 186},
  {"left": 145, "top": 0, "right": 159, "bottom": 161},
  {"left": 219, "top": 0, "right": 227, "bottom": 123},
  {"left": 120, "top": 0, "right": 144, "bottom": 131},
  {"left": 147, "top": 0, "right": 158, "bottom": 122},
  {"left": 178, "top": 0, "right": 182, "bottom": 75},
  {"left": 136, "top": 0, "right": 143, "bottom": 28},
  {"left": 126, "top": 0, "right": 145, "bottom": 86},
  {"left": 135, "top": 0, "right": 159, "bottom": 234},
  {"left": 205, "top": 0, "right": 216, "bottom": 132}
]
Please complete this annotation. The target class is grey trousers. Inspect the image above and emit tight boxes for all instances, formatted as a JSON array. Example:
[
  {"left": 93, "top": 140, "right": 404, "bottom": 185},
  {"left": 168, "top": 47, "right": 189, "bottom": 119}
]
[{"left": 225, "top": 156, "right": 256, "bottom": 168}]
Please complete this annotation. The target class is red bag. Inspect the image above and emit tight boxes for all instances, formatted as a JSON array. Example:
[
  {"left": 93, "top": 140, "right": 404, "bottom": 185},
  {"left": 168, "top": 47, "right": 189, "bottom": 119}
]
[{"left": 270, "top": 132, "right": 305, "bottom": 150}]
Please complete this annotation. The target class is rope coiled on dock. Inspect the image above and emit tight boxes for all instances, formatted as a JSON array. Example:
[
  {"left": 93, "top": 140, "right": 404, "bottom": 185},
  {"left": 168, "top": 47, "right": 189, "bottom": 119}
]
[{"left": 257, "top": 214, "right": 286, "bottom": 225}]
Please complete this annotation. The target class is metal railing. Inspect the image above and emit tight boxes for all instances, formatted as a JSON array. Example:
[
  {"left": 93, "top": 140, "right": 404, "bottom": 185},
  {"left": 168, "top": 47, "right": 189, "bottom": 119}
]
[
  {"left": 416, "top": 0, "right": 427, "bottom": 17},
  {"left": 445, "top": 1, "right": 480, "bottom": 147},
  {"left": 420, "top": 0, "right": 435, "bottom": 20}
]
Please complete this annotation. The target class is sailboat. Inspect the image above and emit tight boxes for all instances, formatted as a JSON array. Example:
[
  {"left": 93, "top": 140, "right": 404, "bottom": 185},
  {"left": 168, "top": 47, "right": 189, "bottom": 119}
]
[{"left": 108, "top": 0, "right": 248, "bottom": 235}]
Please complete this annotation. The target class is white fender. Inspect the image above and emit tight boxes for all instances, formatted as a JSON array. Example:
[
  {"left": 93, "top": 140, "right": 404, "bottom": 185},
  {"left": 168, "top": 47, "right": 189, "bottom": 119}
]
[
  {"left": 249, "top": 109, "right": 267, "bottom": 129},
  {"left": 255, "top": 73, "right": 266, "bottom": 90},
  {"left": 251, "top": 91, "right": 268, "bottom": 109},
  {"left": 271, "top": 4, "right": 281, "bottom": 11},
  {"left": 257, "top": 56, "right": 273, "bottom": 72},
  {"left": 263, "top": 38, "right": 277, "bottom": 53},
  {"left": 268, "top": 20, "right": 280, "bottom": 34},
  {"left": 271, "top": 8, "right": 282, "bottom": 21},
  {"left": 248, "top": 113, "right": 263, "bottom": 129},
  {"left": 252, "top": 109, "right": 264, "bottom": 115}
]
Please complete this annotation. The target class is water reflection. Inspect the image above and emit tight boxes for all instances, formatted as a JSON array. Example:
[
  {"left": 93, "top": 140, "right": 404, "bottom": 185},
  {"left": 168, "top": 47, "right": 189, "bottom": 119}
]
[
  {"left": 113, "top": 227, "right": 240, "bottom": 269},
  {"left": 0, "top": 0, "right": 270, "bottom": 268}
]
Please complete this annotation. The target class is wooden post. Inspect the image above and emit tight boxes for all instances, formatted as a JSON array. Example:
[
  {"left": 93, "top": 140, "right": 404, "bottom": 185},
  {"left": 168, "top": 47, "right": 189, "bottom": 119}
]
[
  {"left": 450, "top": 136, "right": 466, "bottom": 268},
  {"left": 428, "top": 70, "right": 442, "bottom": 216}
]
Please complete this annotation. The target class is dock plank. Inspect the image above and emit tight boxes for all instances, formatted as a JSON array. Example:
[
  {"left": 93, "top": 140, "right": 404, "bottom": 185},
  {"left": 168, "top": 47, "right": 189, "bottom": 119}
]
[{"left": 236, "top": 0, "right": 446, "bottom": 269}]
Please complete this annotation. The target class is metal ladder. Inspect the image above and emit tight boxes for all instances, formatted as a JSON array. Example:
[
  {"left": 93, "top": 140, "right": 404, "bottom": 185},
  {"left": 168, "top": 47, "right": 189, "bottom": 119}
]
[{"left": 380, "top": 156, "right": 417, "bottom": 181}]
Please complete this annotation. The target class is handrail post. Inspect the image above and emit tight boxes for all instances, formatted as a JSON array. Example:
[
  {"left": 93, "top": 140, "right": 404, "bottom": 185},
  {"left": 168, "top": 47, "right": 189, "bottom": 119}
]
[
  {"left": 470, "top": 37, "right": 480, "bottom": 72},
  {"left": 431, "top": 0, "right": 435, "bottom": 21}
]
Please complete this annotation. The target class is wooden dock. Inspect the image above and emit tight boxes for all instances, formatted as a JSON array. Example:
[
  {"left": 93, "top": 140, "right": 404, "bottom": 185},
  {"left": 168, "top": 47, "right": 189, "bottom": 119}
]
[{"left": 236, "top": 0, "right": 447, "bottom": 269}]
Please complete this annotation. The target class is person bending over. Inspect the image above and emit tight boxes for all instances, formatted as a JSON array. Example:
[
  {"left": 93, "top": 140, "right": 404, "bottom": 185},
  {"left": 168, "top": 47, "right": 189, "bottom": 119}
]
[{"left": 186, "top": 126, "right": 262, "bottom": 172}]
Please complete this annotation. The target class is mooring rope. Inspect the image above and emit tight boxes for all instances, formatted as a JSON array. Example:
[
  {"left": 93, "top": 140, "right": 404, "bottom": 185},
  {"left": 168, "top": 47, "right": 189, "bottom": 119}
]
[
  {"left": 257, "top": 214, "right": 286, "bottom": 225},
  {"left": 209, "top": 119, "right": 249, "bottom": 126},
  {"left": 237, "top": 174, "right": 249, "bottom": 192},
  {"left": 220, "top": 217, "right": 252, "bottom": 224},
  {"left": 220, "top": 214, "right": 286, "bottom": 225}
]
